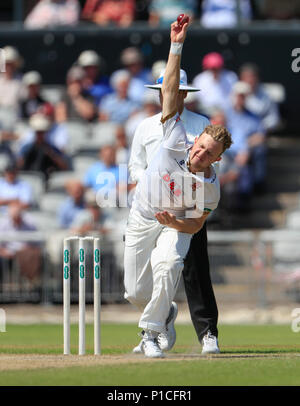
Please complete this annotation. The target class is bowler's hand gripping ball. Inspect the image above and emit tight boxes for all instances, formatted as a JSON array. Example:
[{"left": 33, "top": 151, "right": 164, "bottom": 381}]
[{"left": 177, "top": 14, "right": 190, "bottom": 26}]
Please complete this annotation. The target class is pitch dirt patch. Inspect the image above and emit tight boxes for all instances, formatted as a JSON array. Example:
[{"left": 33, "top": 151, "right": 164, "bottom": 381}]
[{"left": 0, "top": 353, "right": 299, "bottom": 372}]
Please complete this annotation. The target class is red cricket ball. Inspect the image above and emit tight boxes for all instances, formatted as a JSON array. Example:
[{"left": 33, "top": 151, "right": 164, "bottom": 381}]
[{"left": 177, "top": 14, "right": 189, "bottom": 25}]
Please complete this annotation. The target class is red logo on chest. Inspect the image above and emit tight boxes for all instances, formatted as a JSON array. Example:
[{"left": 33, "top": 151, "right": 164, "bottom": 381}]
[{"left": 163, "top": 174, "right": 182, "bottom": 196}]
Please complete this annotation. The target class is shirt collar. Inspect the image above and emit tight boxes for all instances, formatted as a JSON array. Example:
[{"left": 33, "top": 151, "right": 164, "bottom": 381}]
[{"left": 180, "top": 107, "right": 188, "bottom": 122}]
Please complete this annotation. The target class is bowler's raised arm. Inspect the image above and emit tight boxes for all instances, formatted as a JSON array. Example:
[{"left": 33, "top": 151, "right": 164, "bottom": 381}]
[{"left": 161, "top": 16, "right": 190, "bottom": 122}]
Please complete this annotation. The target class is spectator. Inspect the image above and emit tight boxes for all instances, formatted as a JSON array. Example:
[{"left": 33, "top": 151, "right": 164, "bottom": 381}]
[
  {"left": 119, "top": 47, "right": 153, "bottom": 104},
  {"left": 192, "top": 52, "right": 238, "bottom": 116},
  {"left": 239, "top": 63, "right": 281, "bottom": 132},
  {"left": 151, "top": 60, "right": 167, "bottom": 82},
  {"left": 25, "top": 0, "right": 81, "bottom": 29},
  {"left": 99, "top": 70, "right": 139, "bottom": 124},
  {"left": 125, "top": 90, "right": 160, "bottom": 144},
  {"left": 0, "top": 125, "right": 18, "bottom": 163},
  {"left": 77, "top": 50, "right": 112, "bottom": 105},
  {"left": 70, "top": 189, "right": 115, "bottom": 235},
  {"left": 148, "top": 0, "right": 197, "bottom": 26},
  {"left": 19, "top": 103, "right": 70, "bottom": 154},
  {"left": 84, "top": 144, "right": 128, "bottom": 203},
  {"left": 0, "top": 47, "right": 23, "bottom": 160},
  {"left": 81, "top": 0, "right": 135, "bottom": 27},
  {"left": 0, "top": 164, "right": 33, "bottom": 212},
  {"left": 0, "top": 203, "right": 42, "bottom": 282},
  {"left": 210, "top": 108, "right": 240, "bottom": 213},
  {"left": 0, "top": 46, "right": 23, "bottom": 113},
  {"left": 56, "top": 66, "right": 97, "bottom": 122},
  {"left": 20, "top": 71, "right": 46, "bottom": 119},
  {"left": 57, "top": 179, "right": 86, "bottom": 228},
  {"left": 224, "top": 81, "right": 267, "bottom": 205},
  {"left": 17, "top": 113, "right": 69, "bottom": 179},
  {"left": 115, "top": 125, "right": 130, "bottom": 165},
  {"left": 201, "top": 0, "right": 252, "bottom": 28}
]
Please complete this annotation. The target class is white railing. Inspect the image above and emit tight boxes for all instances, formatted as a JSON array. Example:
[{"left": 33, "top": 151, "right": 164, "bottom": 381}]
[{"left": 0, "top": 229, "right": 299, "bottom": 306}]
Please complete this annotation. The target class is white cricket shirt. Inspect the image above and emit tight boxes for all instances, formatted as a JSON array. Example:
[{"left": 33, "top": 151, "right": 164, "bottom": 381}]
[
  {"left": 128, "top": 108, "right": 210, "bottom": 183},
  {"left": 132, "top": 113, "right": 220, "bottom": 220}
]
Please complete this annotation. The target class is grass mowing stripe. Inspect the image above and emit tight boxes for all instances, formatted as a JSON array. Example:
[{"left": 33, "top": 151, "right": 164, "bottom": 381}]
[
  {"left": 0, "top": 323, "right": 299, "bottom": 385},
  {"left": 1, "top": 358, "right": 300, "bottom": 386}
]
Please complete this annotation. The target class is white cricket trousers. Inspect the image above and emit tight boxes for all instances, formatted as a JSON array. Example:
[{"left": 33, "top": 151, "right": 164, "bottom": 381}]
[{"left": 124, "top": 208, "right": 192, "bottom": 333}]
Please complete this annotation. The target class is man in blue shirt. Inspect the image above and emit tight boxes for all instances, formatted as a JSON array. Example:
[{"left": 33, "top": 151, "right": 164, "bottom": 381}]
[
  {"left": 0, "top": 164, "right": 33, "bottom": 211},
  {"left": 58, "top": 179, "right": 86, "bottom": 229},
  {"left": 84, "top": 145, "right": 128, "bottom": 205},
  {"left": 224, "top": 81, "right": 267, "bottom": 205},
  {"left": 99, "top": 70, "right": 139, "bottom": 124},
  {"left": 120, "top": 47, "right": 153, "bottom": 105},
  {"left": 77, "top": 50, "right": 113, "bottom": 106}
]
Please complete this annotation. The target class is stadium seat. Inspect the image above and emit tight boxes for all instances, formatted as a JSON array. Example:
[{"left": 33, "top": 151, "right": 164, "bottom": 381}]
[
  {"left": 41, "top": 85, "right": 64, "bottom": 105},
  {"left": 87, "top": 122, "right": 117, "bottom": 151},
  {"left": 47, "top": 171, "right": 84, "bottom": 192},
  {"left": 0, "top": 153, "right": 12, "bottom": 173},
  {"left": 261, "top": 230, "right": 300, "bottom": 273},
  {"left": 286, "top": 210, "right": 300, "bottom": 229},
  {"left": 72, "top": 155, "right": 98, "bottom": 173},
  {"left": 64, "top": 121, "right": 91, "bottom": 155},
  {"left": 40, "top": 192, "right": 67, "bottom": 214},
  {"left": 25, "top": 210, "right": 60, "bottom": 231},
  {"left": 18, "top": 171, "right": 46, "bottom": 206},
  {"left": 0, "top": 107, "right": 18, "bottom": 131}
]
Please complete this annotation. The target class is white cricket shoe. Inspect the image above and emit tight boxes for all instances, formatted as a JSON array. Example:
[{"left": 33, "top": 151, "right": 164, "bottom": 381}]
[
  {"left": 132, "top": 336, "right": 143, "bottom": 354},
  {"left": 201, "top": 331, "right": 220, "bottom": 354},
  {"left": 157, "top": 302, "right": 178, "bottom": 351},
  {"left": 141, "top": 330, "right": 165, "bottom": 358}
]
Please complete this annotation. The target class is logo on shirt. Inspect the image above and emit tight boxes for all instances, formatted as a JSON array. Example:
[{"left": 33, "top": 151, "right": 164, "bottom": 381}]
[
  {"left": 192, "top": 182, "right": 202, "bottom": 191},
  {"left": 162, "top": 173, "right": 182, "bottom": 196}
]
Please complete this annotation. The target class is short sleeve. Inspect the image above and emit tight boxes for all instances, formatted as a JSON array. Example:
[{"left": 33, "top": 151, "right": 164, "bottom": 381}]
[{"left": 161, "top": 113, "right": 187, "bottom": 151}]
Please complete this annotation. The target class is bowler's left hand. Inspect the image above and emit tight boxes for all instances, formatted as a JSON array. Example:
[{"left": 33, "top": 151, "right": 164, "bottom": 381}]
[{"left": 155, "top": 211, "right": 177, "bottom": 225}]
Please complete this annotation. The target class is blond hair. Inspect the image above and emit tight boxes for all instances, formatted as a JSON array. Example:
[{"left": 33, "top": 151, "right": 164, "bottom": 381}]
[{"left": 201, "top": 124, "right": 233, "bottom": 153}]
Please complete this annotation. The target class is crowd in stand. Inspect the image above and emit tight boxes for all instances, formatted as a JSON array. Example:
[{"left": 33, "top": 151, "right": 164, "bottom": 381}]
[
  {"left": 21, "top": 0, "right": 300, "bottom": 29},
  {"left": 0, "top": 4, "right": 285, "bottom": 282}
]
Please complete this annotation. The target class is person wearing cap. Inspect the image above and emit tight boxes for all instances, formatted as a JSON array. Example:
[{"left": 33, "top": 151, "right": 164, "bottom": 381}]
[
  {"left": 17, "top": 113, "right": 69, "bottom": 179},
  {"left": 125, "top": 18, "right": 232, "bottom": 358},
  {"left": 20, "top": 71, "right": 46, "bottom": 119},
  {"left": 99, "top": 70, "right": 139, "bottom": 124},
  {"left": 77, "top": 50, "right": 112, "bottom": 105},
  {"left": 0, "top": 46, "right": 23, "bottom": 111},
  {"left": 129, "top": 67, "right": 221, "bottom": 354},
  {"left": 192, "top": 52, "right": 237, "bottom": 116},
  {"left": 56, "top": 65, "right": 97, "bottom": 123},
  {"left": 119, "top": 47, "right": 153, "bottom": 105},
  {"left": 224, "top": 80, "right": 267, "bottom": 205},
  {"left": 19, "top": 102, "right": 70, "bottom": 155},
  {"left": 125, "top": 90, "right": 161, "bottom": 144},
  {"left": 0, "top": 164, "right": 33, "bottom": 212}
]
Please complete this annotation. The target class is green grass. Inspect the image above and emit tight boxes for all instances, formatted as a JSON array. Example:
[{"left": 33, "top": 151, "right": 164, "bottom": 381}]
[{"left": 0, "top": 323, "right": 300, "bottom": 385}]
